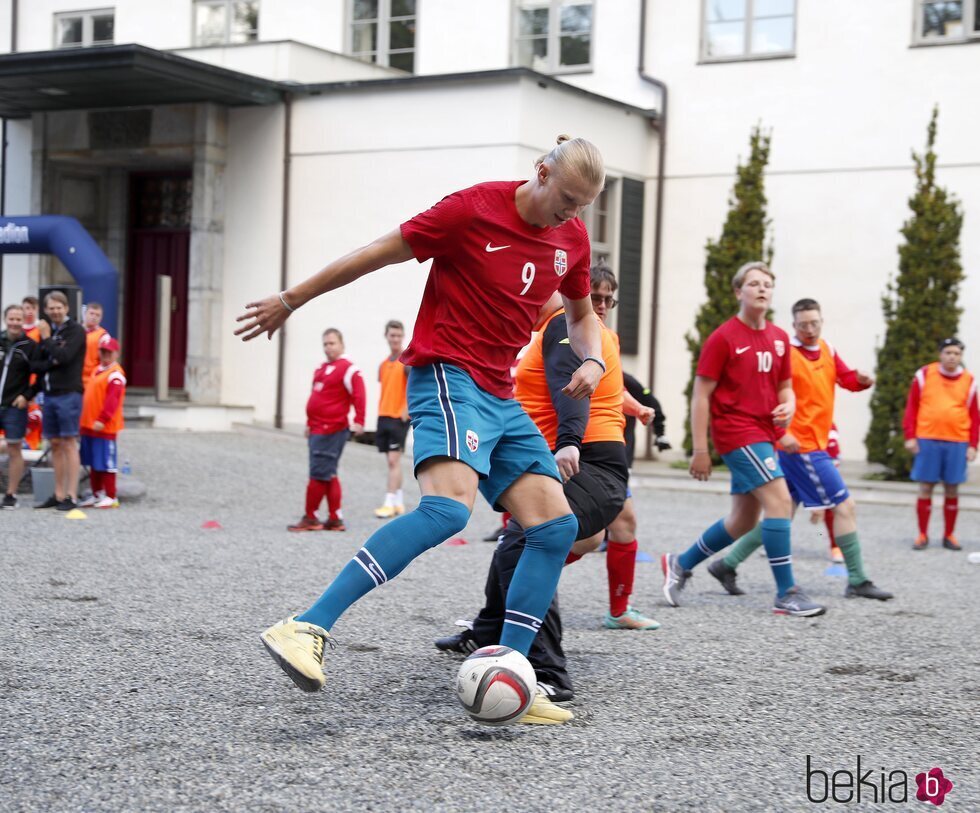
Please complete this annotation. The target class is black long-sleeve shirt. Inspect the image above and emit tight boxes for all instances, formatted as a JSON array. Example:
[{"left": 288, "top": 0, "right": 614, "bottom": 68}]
[
  {"left": 0, "top": 332, "right": 39, "bottom": 406},
  {"left": 33, "top": 318, "right": 86, "bottom": 395}
]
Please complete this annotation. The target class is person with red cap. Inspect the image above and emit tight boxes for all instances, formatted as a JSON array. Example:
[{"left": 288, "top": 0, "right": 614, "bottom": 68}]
[{"left": 79, "top": 334, "right": 127, "bottom": 509}]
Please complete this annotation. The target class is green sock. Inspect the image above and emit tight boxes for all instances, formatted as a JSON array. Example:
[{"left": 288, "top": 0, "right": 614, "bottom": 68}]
[
  {"left": 723, "top": 523, "right": 764, "bottom": 569},
  {"left": 836, "top": 531, "right": 868, "bottom": 586}
]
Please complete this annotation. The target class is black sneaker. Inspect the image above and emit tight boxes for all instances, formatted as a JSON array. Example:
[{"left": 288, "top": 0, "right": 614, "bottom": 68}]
[
  {"left": 844, "top": 581, "right": 894, "bottom": 601},
  {"left": 942, "top": 535, "right": 962, "bottom": 551},
  {"left": 56, "top": 497, "right": 78, "bottom": 512},
  {"left": 34, "top": 495, "right": 60, "bottom": 510},
  {"left": 707, "top": 558, "right": 745, "bottom": 595},
  {"left": 536, "top": 681, "right": 574, "bottom": 703},
  {"left": 655, "top": 436, "right": 672, "bottom": 451},
  {"left": 1, "top": 494, "right": 17, "bottom": 510},
  {"left": 434, "top": 627, "right": 479, "bottom": 654}
]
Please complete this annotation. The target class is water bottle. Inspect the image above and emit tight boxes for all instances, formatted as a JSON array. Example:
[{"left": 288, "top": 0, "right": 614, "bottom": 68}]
[{"left": 122, "top": 459, "right": 132, "bottom": 475}]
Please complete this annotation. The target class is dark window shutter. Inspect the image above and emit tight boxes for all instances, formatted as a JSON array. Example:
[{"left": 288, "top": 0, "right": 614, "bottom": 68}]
[{"left": 617, "top": 177, "right": 644, "bottom": 354}]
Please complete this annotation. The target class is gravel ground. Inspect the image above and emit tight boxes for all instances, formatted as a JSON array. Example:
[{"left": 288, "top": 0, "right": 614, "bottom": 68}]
[{"left": 1, "top": 428, "right": 977, "bottom": 812}]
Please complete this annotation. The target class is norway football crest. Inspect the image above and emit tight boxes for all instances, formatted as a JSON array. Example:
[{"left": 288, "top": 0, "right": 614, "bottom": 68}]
[
  {"left": 466, "top": 430, "right": 480, "bottom": 453},
  {"left": 764, "top": 457, "right": 778, "bottom": 471},
  {"left": 774, "top": 340, "right": 785, "bottom": 357},
  {"left": 554, "top": 249, "right": 568, "bottom": 276}
]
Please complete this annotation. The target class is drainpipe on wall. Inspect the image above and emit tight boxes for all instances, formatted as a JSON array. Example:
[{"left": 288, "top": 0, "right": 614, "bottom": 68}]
[
  {"left": 274, "top": 92, "right": 292, "bottom": 430},
  {"left": 638, "top": 0, "right": 668, "bottom": 460}
]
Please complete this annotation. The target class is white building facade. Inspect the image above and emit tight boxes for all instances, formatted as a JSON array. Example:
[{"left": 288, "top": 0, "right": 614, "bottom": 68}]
[{"left": 0, "top": 0, "right": 975, "bottom": 457}]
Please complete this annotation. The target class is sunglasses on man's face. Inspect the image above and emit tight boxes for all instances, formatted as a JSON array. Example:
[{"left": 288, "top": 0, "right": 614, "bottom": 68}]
[{"left": 591, "top": 294, "right": 618, "bottom": 309}]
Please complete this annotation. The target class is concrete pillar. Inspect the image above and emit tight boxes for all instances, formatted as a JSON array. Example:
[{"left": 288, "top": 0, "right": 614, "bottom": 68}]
[{"left": 185, "top": 103, "right": 227, "bottom": 404}]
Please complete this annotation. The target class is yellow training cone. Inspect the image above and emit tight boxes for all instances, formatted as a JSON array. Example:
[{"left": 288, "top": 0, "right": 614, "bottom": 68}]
[{"left": 65, "top": 509, "right": 88, "bottom": 520}]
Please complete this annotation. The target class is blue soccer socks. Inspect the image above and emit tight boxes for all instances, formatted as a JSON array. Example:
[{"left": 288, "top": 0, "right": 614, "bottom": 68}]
[
  {"left": 499, "top": 513, "right": 578, "bottom": 656},
  {"left": 297, "top": 495, "right": 470, "bottom": 631},
  {"left": 761, "top": 517, "right": 794, "bottom": 597},
  {"left": 678, "top": 519, "right": 735, "bottom": 571}
]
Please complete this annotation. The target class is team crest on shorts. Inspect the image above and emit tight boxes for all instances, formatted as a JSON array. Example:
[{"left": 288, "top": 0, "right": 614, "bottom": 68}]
[
  {"left": 554, "top": 249, "right": 568, "bottom": 276},
  {"left": 774, "top": 340, "right": 785, "bottom": 357},
  {"left": 764, "top": 457, "right": 777, "bottom": 471},
  {"left": 465, "top": 430, "right": 480, "bottom": 453}
]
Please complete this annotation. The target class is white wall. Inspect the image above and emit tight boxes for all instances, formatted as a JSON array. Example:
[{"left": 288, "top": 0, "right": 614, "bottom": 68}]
[
  {"left": 0, "top": 118, "right": 33, "bottom": 306},
  {"left": 258, "top": 75, "right": 655, "bottom": 430},
  {"left": 220, "top": 104, "right": 285, "bottom": 422},
  {"left": 645, "top": 0, "right": 980, "bottom": 457}
]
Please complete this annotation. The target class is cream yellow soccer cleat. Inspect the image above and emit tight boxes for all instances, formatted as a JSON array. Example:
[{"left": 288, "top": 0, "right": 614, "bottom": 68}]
[
  {"left": 260, "top": 616, "right": 333, "bottom": 692},
  {"left": 518, "top": 690, "right": 575, "bottom": 725}
]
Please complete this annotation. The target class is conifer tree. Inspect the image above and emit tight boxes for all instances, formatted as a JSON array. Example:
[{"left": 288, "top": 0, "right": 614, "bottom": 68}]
[
  {"left": 683, "top": 127, "right": 773, "bottom": 456},
  {"left": 866, "top": 107, "right": 964, "bottom": 478}
]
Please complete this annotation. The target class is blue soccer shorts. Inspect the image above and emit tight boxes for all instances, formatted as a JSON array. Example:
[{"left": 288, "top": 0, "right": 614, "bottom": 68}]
[
  {"left": 911, "top": 439, "right": 969, "bottom": 485},
  {"left": 721, "top": 441, "right": 785, "bottom": 495},
  {"left": 80, "top": 435, "right": 118, "bottom": 473},
  {"left": 407, "top": 362, "right": 560, "bottom": 510},
  {"left": 779, "top": 449, "right": 850, "bottom": 509}
]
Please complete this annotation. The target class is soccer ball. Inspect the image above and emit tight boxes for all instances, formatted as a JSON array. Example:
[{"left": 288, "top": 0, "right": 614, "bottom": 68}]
[{"left": 455, "top": 645, "right": 536, "bottom": 725}]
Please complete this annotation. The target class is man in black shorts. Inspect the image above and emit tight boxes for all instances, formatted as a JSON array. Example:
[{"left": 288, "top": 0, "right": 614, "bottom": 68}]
[{"left": 374, "top": 320, "right": 411, "bottom": 518}]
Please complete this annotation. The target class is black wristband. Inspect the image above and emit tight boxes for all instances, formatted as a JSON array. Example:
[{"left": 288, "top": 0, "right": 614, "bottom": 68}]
[{"left": 583, "top": 355, "right": 606, "bottom": 374}]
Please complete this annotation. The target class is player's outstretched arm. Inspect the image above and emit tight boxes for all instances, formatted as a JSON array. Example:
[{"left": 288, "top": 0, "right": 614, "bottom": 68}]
[
  {"left": 560, "top": 294, "right": 603, "bottom": 400},
  {"left": 235, "top": 228, "right": 414, "bottom": 341}
]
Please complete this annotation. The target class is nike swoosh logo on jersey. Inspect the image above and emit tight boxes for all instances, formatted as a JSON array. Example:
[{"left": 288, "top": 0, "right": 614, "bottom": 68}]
[
  {"left": 735, "top": 346, "right": 751, "bottom": 354},
  {"left": 485, "top": 243, "right": 510, "bottom": 252}
]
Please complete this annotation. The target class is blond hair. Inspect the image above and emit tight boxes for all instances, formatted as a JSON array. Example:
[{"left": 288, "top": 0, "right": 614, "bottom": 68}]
[
  {"left": 535, "top": 134, "right": 605, "bottom": 189},
  {"left": 732, "top": 261, "right": 774, "bottom": 291}
]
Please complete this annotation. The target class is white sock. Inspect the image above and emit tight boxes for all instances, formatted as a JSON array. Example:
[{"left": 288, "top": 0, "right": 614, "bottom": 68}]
[
  {"left": 384, "top": 492, "right": 395, "bottom": 507},
  {"left": 395, "top": 489, "right": 403, "bottom": 505}
]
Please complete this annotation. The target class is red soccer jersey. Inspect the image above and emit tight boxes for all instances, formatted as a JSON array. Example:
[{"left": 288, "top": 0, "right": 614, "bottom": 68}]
[
  {"left": 696, "top": 316, "right": 792, "bottom": 455},
  {"left": 399, "top": 181, "right": 592, "bottom": 398},
  {"left": 306, "top": 355, "right": 367, "bottom": 435}
]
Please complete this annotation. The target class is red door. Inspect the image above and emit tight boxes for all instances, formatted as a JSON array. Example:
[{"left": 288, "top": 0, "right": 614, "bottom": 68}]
[{"left": 125, "top": 173, "right": 191, "bottom": 389}]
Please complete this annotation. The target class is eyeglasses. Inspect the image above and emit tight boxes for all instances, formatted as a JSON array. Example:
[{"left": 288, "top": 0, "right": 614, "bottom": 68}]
[{"left": 591, "top": 294, "right": 618, "bottom": 309}]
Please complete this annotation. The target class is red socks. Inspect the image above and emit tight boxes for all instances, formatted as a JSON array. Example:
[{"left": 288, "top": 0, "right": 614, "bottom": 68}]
[
  {"left": 916, "top": 498, "right": 932, "bottom": 536},
  {"left": 824, "top": 510, "right": 836, "bottom": 548},
  {"left": 943, "top": 497, "right": 958, "bottom": 538},
  {"left": 564, "top": 550, "right": 583, "bottom": 566},
  {"left": 305, "top": 479, "right": 327, "bottom": 519},
  {"left": 326, "top": 477, "right": 343, "bottom": 520},
  {"left": 103, "top": 472, "right": 117, "bottom": 499},
  {"left": 606, "top": 539, "right": 637, "bottom": 617},
  {"left": 90, "top": 470, "right": 104, "bottom": 494}
]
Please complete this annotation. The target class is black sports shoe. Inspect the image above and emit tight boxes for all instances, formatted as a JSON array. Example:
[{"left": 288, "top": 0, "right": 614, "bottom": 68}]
[
  {"left": 56, "top": 497, "right": 78, "bottom": 512},
  {"left": 482, "top": 525, "right": 506, "bottom": 542},
  {"left": 536, "top": 681, "right": 574, "bottom": 703},
  {"left": 434, "top": 627, "right": 479, "bottom": 654},
  {"left": 942, "top": 535, "right": 962, "bottom": 551},
  {"left": 1, "top": 494, "right": 18, "bottom": 510},
  {"left": 655, "top": 436, "right": 672, "bottom": 451},
  {"left": 707, "top": 558, "right": 745, "bottom": 595},
  {"left": 34, "top": 495, "right": 60, "bottom": 509},
  {"left": 844, "top": 581, "right": 894, "bottom": 601}
]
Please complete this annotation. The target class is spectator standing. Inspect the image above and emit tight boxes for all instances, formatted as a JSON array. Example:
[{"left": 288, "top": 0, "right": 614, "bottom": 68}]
[
  {"left": 33, "top": 291, "right": 86, "bottom": 510},
  {"left": 374, "top": 319, "right": 411, "bottom": 519},
  {"left": 0, "top": 304, "right": 39, "bottom": 508},
  {"left": 904, "top": 338, "right": 978, "bottom": 550},
  {"left": 78, "top": 335, "right": 126, "bottom": 509},
  {"left": 288, "top": 328, "right": 366, "bottom": 532},
  {"left": 82, "top": 302, "right": 108, "bottom": 384}
]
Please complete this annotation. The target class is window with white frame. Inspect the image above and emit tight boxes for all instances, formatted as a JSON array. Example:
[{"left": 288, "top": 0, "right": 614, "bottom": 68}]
[
  {"left": 701, "top": 0, "right": 795, "bottom": 61},
  {"left": 54, "top": 8, "right": 114, "bottom": 49},
  {"left": 193, "top": 0, "right": 259, "bottom": 47},
  {"left": 583, "top": 180, "right": 616, "bottom": 265},
  {"left": 916, "top": 1, "right": 980, "bottom": 43},
  {"left": 514, "top": 0, "right": 593, "bottom": 73},
  {"left": 350, "top": 0, "right": 417, "bottom": 73}
]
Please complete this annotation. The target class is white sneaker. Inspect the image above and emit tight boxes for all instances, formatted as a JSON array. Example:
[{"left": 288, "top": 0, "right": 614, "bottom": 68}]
[
  {"left": 78, "top": 492, "right": 103, "bottom": 508},
  {"left": 94, "top": 495, "right": 120, "bottom": 509}
]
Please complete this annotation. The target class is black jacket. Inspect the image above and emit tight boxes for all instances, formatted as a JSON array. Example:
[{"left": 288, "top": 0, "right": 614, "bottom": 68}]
[
  {"left": 33, "top": 318, "right": 86, "bottom": 395},
  {"left": 0, "top": 332, "right": 39, "bottom": 407}
]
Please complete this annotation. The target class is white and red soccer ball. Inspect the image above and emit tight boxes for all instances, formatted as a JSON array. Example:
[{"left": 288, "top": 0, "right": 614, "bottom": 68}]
[{"left": 455, "top": 645, "right": 536, "bottom": 725}]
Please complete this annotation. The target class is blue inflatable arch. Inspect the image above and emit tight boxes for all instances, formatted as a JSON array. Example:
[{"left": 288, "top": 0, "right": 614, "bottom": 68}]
[{"left": 0, "top": 215, "right": 118, "bottom": 335}]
